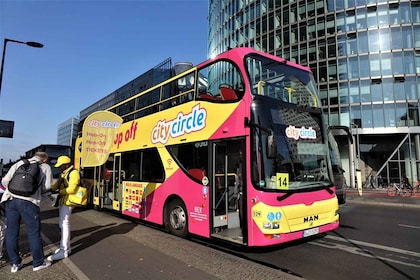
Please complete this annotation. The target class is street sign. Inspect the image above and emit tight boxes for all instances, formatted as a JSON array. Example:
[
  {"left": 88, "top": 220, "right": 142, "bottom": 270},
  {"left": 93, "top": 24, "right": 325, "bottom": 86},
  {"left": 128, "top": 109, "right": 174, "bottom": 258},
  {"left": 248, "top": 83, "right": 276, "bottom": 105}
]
[{"left": 0, "top": 120, "right": 14, "bottom": 138}]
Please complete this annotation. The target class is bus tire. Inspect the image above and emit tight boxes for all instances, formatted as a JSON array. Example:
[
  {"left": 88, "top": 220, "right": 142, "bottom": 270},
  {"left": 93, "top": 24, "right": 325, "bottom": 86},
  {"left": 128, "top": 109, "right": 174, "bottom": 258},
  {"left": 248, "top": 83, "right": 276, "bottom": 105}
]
[{"left": 166, "top": 198, "right": 188, "bottom": 238}]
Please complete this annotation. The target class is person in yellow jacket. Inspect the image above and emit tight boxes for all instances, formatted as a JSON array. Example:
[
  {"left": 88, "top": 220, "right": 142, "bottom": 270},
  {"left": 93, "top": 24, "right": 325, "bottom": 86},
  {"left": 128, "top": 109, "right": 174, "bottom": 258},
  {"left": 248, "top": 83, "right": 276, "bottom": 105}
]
[{"left": 47, "top": 155, "right": 80, "bottom": 261}]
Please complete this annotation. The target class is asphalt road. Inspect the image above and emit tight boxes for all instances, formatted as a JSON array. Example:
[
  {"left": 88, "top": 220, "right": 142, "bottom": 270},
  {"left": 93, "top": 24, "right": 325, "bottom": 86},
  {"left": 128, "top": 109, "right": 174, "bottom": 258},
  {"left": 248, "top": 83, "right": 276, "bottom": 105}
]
[{"left": 1, "top": 188, "right": 419, "bottom": 280}]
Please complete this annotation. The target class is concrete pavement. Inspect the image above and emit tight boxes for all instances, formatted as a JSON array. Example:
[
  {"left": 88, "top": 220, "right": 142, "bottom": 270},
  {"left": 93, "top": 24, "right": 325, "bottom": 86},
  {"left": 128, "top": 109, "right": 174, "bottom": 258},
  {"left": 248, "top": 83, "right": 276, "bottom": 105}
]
[{"left": 345, "top": 186, "right": 420, "bottom": 209}]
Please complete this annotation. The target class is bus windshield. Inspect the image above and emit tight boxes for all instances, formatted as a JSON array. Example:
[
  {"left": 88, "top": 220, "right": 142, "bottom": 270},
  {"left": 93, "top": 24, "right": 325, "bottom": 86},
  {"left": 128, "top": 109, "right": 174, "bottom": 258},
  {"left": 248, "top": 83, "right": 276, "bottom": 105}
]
[
  {"left": 250, "top": 97, "right": 331, "bottom": 191},
  {"left": 246, "top": 54, "right": 320, "bottom": 108}
]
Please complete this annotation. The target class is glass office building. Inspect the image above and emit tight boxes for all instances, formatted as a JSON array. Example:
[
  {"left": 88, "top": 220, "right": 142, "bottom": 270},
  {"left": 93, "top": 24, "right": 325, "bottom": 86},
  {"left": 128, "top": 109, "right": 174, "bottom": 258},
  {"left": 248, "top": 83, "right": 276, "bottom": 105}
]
[
  {"left": 57, "top": 117, "right": 79, "bottom": 146},
  {"left": 208, "top": 0, "right": 420, "bottom": 187}
]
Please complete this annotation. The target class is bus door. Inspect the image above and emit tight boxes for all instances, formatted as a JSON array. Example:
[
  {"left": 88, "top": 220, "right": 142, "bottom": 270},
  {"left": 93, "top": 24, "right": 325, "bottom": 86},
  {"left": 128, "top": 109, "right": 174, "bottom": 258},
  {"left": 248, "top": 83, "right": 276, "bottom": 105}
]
[
  {"left": 91, "top": 165, "right": 104, "bottom": 207},
  {"left": 212, "top": 139, "right": 245, "bottom": 242},
  {"left": 103, "top": 153, "right": 123, "bottom": 211}
]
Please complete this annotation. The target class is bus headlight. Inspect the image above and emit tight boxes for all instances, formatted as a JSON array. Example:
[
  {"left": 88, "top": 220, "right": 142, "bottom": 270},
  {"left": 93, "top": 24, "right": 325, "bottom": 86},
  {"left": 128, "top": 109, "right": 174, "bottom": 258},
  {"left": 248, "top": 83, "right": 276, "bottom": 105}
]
[{"left": 263, "top": 222, "right": 280, "bottom": 229}]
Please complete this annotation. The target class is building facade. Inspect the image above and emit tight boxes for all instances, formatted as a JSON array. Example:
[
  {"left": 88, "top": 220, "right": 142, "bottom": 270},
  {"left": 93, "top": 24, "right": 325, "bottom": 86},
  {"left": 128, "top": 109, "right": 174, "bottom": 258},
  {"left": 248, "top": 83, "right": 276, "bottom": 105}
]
[
  {"left": 79, "top": 58, "right": 172, "bottom": 120},
  {"left": 208, "top": 0, "right": 420, "bottom": 187},
  {"left": 57, "top": 58, "right": 172, "bottom": 151},
  {"left": 57, "top": 117, "right": 79, "bottom": 146}
]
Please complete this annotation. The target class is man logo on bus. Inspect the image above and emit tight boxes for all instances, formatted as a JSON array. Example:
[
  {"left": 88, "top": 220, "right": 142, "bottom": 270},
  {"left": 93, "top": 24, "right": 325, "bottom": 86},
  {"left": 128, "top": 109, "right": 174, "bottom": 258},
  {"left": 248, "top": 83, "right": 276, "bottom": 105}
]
[
  {"left": 285, "top": 125, "right": 316, "bottom": 140},
  {"left": 151, "top": 104, "right": 207, "bottom": 144}
]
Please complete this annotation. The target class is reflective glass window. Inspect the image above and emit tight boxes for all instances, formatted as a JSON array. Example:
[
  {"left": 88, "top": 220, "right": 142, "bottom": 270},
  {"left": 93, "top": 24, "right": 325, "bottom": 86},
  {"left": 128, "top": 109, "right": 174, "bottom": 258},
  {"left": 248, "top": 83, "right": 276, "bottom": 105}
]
[
  {"left": 400, "top": 2, "right": 411, "bottom": 24},
  {"left": 404, "top": 51, "right": 415, "bottom": 74},
  {"left": 406, "top": 77, "right": 417, "bottom": 100},
  {"left": 358, "top": 31, "right": 368, "bottom": 53},
  {"left": 383, "top": 78, "right": 393, "bottom": 101},
  {"left": 350, "top": 104, "right": 361, "bottom": 126},
  {"left": 330, "top": 111, "right": 339, "bottom": 126},
  {"left": 359, "top": 55, "right": 370, "bottom": 77},
  {"left": 416, "top": 53, "right": 420, "bottom": 74},
  {"left": 327, "top": 0, "right": 335, "bottom": 12},
  {"left": 346, "top": 0, "right": 355, "bottom": 8},
  {"left": 413, "top": 2, "right": 420, "bottom": 22},
  {"left": 337, "top": 13, "right": 345, "bottom": 33},
  {"left": 339, "top": 82, "right": 349, "bottom": 104},
  {"left": 367, "top": 7, "right": 377, "bottom": 28},
  {"left": 371, "top": 81, "right": 382, "bottom": 102},
  {"left": 384, "top": 103, "right": 396, "bottom": 127},
  {"left": 349, "top": 81, "right": 360, "bottom": 103},
  {"left": 356, "top": 8, "right": 367, "bottom": 29},
  {"left": 414, "top": 26, "right": 420, "bottom": 48},
  {"left": 338, "top": 58, "right": 348, "bottom": 80},
  {"left": 381, "top": 52, "right": 392, "bottom": 76},
  {"left": 361, "top": 104, "right": 373, "bottom": 128},
  {"left": 373, "top": 104, "right": 384, "bottom": 128},
  {"left": 340, "top": 106, "right": 350, "bottom": 127},
  {"left": 408, "top": 103, "right": 419, "bottom": 127},
  {"left": 402, "top": 26, "right": 413, "bottom": 49},
  {"left": 337, "top": 35, "right": 346, "bottom": 56},
  {"left": 379, "top": 28, "right": 390, "bottom": 51},
  {"left": 349, "top": 56, "right": 359, "bottom": 79},
  {"left": 346, "top": 11, "right": 356, "bottom": 31},
  {"left": 360, "top": 80, "right": 370, "bottom": 102},
  {"left": 392, "top": 52, "right": 404, "bottom": 75},
  {"left": 394, "top": 81, "right": 405, "bottom": 100},
  {"left": 369, "top": 29, "right": 380, "bottom": 52},
  {"left": 347, "top": 35, "right": 357, "bottom": 55},
  {"left": 378, "top": 8, "right": 388, "bottom": 27},
  {"left": 389, "top": 6, "right": 399, "bottom": 25},
  {"left": 370, "top": 54, "right": 381, "bottom": 76},
  {"left": 396, "top": 103, "right": 407, "bottom": 127},
  {"left": 391, "top": 27, "right": 402, "bottom": 49}
]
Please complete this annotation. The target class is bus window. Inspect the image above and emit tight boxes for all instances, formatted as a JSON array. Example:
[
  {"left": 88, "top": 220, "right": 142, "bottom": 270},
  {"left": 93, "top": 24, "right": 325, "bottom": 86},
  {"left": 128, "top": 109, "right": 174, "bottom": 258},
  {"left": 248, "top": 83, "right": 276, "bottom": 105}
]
[
  {"left": 197, "top": 60, "right": 244, "bottom": 101},
  {"left": 140, "top": 149, "right": 164, "bottom": 182},
  {"left": 167, "top": 141, "right": 209, "bottom": 182}
]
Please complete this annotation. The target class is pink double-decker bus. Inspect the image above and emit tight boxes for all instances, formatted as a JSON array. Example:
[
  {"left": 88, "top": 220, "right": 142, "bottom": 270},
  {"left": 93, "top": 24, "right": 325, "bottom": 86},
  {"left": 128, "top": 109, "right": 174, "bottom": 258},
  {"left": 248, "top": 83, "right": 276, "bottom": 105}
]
[{"left": 74, "top": 48, "right": 339, "bottom": 247}]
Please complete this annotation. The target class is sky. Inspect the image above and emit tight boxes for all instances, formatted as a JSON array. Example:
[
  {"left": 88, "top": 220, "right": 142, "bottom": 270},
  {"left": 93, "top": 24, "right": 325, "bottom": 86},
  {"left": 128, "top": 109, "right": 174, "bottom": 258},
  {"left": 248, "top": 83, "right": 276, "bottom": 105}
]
[{"left": 0, "top": 0, "right": 209, "bottom": 163}]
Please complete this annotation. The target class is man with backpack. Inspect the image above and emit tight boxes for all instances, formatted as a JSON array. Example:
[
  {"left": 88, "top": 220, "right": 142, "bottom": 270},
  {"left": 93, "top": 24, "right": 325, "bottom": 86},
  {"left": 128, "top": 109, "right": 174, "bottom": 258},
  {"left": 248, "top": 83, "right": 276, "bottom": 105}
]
[{"left": 0, "top": 152, "right": 53, "bottom": 273}]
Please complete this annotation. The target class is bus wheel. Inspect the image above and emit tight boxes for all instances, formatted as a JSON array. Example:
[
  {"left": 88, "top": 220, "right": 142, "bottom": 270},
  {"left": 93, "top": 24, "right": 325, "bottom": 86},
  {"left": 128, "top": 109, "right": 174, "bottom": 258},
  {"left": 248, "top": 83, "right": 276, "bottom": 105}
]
[{"left": 167, "top": 199, "right": 188, "bottom": 238}]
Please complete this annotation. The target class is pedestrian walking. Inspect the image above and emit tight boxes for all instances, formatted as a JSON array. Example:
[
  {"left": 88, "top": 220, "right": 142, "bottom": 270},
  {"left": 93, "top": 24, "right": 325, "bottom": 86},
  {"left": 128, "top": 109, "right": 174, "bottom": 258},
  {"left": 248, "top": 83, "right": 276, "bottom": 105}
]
[
  {"left": 0, "top": 183, "right": 6, "bottom": 264},
  {"left": 0, "top": 152, "right": 52, "bottom": 273},
  {"left": 47, "top": 155, "right": 80, "bottom": 262}
]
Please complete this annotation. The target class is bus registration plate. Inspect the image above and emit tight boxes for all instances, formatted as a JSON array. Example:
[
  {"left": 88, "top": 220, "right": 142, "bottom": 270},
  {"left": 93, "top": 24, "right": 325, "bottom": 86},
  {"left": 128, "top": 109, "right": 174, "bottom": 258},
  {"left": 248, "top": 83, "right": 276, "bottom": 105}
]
[{"left": 303, "top": 227, "right": 319, "bottom": 237}]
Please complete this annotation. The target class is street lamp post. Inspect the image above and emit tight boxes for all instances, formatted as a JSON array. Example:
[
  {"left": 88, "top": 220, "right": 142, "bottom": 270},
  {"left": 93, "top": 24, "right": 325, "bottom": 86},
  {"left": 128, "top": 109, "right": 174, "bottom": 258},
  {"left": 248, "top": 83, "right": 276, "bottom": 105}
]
[
  {"left": 351, "top": 122, "right": 361, "bottom": 195},
  {"left": 0, "top": 38, "right": 44, "bottom": 97}
]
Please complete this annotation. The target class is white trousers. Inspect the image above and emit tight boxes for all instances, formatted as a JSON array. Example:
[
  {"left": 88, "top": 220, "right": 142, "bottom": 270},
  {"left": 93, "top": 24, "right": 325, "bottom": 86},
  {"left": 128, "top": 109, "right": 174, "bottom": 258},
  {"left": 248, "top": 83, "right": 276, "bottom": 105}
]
[{"left": 58, "top": 205, "right": 73, "bottom": 253}]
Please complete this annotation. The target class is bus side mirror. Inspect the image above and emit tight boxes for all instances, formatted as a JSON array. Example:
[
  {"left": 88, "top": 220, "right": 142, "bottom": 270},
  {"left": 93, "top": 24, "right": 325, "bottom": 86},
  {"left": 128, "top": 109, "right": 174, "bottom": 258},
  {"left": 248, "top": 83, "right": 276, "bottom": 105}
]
[{"left": 267, "top": 134, "right": 277, "bottom": 159}]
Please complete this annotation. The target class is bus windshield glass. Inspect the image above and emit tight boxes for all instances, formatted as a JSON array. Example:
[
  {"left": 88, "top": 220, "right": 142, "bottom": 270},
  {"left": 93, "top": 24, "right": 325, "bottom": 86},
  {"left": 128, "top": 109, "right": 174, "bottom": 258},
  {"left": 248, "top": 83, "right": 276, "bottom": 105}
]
[
  {"left": 246, "top": 54, "right": 320, "bottom": 108},
  {"left": 250, "top": 98, "right": 331, "bottom": 191}
]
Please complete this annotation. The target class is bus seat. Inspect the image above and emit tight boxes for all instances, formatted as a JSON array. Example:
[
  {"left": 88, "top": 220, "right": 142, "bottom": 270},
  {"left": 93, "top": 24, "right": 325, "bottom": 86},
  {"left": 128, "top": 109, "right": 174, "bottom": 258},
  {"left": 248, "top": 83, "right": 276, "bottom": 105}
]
[
  {"left": 188, "top": 168, "right": 205, "bottom": 181},
  {"left": 199, "top": 93, "right": 215, "bottom": 101},
  {"left": 220, "top": 87, "right": 238, "bottom": 100}
]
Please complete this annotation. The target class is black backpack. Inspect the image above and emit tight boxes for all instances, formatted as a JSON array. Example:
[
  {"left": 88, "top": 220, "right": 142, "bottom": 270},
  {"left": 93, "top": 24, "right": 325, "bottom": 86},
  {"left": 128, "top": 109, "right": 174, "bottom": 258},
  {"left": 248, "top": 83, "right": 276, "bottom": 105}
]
[{"left": 8, "top": 159, "right": 41, "bottom": 196}]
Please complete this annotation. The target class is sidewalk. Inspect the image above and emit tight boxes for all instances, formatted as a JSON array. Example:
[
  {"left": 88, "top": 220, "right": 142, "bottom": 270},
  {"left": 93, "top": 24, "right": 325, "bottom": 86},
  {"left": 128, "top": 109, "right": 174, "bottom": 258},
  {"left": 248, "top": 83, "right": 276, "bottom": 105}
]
[{"left": 345, "top": 187, "right": 420, "bottom": 209}]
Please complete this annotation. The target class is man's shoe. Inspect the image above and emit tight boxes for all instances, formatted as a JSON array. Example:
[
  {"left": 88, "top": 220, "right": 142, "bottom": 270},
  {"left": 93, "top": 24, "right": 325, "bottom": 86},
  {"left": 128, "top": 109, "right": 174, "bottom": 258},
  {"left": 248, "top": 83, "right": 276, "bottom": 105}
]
[
  {"left": 47, "top": 250, "right": 68, "bottom": 261},
  {"left": 33, "top": 261, "right": 51, "bottom": 271},
  {"left": 11, "top": 263, "right": 22, "bottom": 273}
]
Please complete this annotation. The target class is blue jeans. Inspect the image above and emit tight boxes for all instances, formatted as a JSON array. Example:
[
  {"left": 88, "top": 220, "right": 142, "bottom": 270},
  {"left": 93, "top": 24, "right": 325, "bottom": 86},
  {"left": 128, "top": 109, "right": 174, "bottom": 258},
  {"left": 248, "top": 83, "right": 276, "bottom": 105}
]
[{"left": 5, "top": 198, "right": 45, "bottom": 267}]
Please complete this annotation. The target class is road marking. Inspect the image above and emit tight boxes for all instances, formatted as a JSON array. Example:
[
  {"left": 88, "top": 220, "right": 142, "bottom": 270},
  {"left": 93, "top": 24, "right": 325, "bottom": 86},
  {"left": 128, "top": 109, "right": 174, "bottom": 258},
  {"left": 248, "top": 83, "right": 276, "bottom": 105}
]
[
  {"left": 308, "top": 235, "right": 420, "bottom": 269},
  {"left": 398, "top": 224, "right": 420, "bottom": 230}
]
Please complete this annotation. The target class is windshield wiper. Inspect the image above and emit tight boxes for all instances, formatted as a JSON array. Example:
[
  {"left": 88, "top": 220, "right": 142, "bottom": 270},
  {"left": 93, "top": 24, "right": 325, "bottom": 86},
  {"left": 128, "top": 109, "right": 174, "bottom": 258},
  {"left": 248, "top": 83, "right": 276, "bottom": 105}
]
[{"left": 276, "top": 181, "right": 333, "bottom": 202}]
